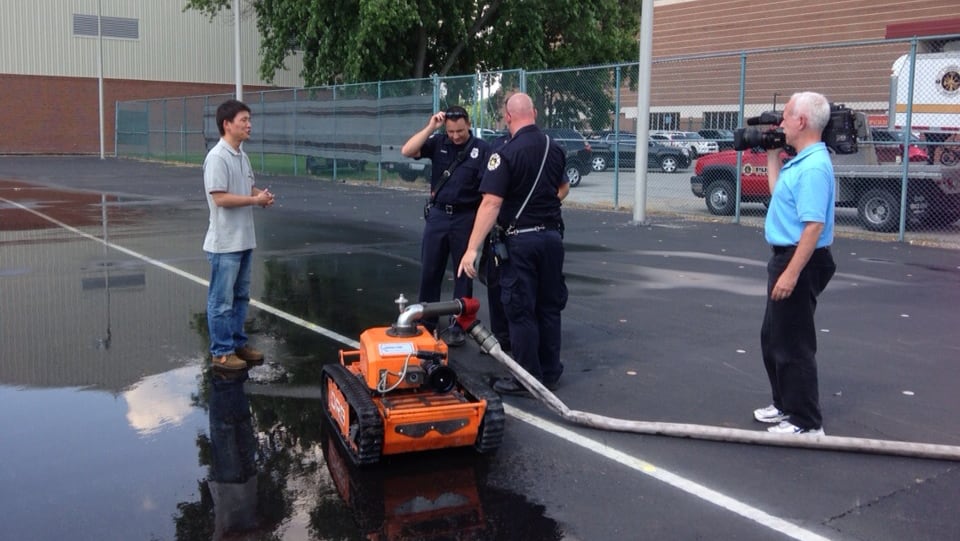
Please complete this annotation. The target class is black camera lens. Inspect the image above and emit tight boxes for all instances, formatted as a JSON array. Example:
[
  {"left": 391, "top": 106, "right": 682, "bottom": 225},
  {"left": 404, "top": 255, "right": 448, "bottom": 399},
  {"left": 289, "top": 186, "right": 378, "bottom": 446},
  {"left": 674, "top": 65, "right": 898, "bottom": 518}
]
[{"left": 732, "top": 127, "right": 786, "bottom": 151}]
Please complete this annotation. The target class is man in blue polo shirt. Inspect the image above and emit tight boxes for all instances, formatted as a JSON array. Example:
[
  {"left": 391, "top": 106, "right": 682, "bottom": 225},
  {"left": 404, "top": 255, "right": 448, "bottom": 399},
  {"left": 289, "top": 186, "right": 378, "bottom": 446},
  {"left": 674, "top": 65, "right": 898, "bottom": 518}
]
[{"left": 752, "top": 91, "right": 837, "bottom": 435}]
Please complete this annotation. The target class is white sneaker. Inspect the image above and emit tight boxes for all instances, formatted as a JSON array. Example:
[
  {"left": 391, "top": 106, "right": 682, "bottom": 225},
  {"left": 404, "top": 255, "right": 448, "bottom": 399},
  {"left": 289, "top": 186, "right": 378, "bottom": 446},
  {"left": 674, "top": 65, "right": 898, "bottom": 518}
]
[
  {"left": 753, "top": 404, "right": 787, "bottom": 424},
  {"left": 767, "top": 420, "right": 825, "bottom": 435}
]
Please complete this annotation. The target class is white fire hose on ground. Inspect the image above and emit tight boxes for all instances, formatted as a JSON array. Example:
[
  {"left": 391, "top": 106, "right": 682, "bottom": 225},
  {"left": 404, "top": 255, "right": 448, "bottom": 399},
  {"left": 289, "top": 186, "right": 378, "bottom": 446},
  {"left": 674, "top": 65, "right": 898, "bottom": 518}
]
[{"left": 463, "top": 320, "right": 960, "bottom": 462}]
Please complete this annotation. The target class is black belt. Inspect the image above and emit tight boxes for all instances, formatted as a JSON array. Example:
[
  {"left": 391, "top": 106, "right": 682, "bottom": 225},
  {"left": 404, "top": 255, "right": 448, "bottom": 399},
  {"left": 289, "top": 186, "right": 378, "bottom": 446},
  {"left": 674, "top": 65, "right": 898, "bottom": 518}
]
[
  {"left": 772, "top": 245, "right": 830, "bottom": 255},
  {"left": 506, "top": 223, "right": 563, "bottom": 236},
  {"left": 431, "top": 202, "right": 479, "bottom": 215}
]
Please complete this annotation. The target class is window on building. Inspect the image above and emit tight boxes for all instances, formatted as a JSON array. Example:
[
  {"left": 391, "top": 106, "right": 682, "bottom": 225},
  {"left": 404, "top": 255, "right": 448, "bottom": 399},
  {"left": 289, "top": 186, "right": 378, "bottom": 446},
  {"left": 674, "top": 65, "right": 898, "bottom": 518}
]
[
  {"left": 649, "top": 112, "right": 681, "bottom": 131},
  {"left": 73, "top": 14, "right": 139, "bottom": 40},
  {"left": 703, "top": 112, "right": 740, "bottom": 130}
]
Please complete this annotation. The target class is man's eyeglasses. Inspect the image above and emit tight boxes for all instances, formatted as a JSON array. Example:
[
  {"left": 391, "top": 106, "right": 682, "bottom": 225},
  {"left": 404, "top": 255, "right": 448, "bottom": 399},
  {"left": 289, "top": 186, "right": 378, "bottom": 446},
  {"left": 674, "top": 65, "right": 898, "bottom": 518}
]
[{"left": 444, "top": 110, "right": 468, "bottom": 120}]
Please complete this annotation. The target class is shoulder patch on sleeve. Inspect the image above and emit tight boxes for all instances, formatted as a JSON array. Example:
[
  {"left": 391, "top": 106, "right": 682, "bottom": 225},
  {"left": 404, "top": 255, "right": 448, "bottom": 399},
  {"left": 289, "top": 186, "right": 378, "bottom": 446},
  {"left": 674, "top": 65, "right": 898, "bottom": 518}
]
[{"left": 487, "top": 153, "right": 501, "bottom": 171}]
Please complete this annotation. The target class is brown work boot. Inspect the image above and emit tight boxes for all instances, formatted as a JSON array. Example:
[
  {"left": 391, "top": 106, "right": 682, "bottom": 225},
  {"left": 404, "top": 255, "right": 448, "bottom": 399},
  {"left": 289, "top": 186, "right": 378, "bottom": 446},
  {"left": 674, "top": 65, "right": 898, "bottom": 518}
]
[
  {"left": 212, "top": 354, "right": 247, "bottom": 371},
  {"left": 235, "top": 345, "right": 264, "bottom": 363}
]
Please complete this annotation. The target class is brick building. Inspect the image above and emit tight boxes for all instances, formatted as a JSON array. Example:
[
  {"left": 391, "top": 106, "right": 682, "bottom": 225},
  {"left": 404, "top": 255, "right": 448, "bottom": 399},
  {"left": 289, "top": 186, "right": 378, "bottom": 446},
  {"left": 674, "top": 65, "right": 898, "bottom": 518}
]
[
  {"left": 0, "top": 0, "right": 303, "bottom": 155},
  {"left": 641, "top": 0, "right": 960, "bottom": 132}
]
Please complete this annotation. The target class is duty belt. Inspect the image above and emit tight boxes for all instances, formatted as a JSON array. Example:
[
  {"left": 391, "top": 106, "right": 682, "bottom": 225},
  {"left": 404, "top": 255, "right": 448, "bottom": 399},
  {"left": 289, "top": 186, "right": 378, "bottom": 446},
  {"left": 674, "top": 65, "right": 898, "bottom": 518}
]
[
  {"left": 432, "top": 202, "right": 479, "bottom": 214},
  {"left": 771, "top": 245, "right": 830, "bottom": 255},
  {"left": 506, "top": 223, "right": 562, "bottom": 236}
]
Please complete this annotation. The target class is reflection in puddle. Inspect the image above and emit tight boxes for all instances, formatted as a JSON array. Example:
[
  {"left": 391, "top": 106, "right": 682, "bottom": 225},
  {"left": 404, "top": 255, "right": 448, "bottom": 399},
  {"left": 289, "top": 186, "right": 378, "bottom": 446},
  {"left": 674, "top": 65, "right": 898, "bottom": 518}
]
[
  {"left": 174, "top": 369, "right": 565, "bottom": 540},
  {"left": 123, "top": 363, "right": 203, "bottom": 436}
]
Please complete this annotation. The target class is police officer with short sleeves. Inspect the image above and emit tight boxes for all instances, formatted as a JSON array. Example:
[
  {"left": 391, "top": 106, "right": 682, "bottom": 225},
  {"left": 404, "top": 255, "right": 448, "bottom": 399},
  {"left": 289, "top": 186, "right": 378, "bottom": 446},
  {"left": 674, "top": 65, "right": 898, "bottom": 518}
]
[
  {"left": 402, "top": 105, "right": 490, "bottom": 346},
  {"left": 458, "top": 93, "right": 570, "bottom": 394}
]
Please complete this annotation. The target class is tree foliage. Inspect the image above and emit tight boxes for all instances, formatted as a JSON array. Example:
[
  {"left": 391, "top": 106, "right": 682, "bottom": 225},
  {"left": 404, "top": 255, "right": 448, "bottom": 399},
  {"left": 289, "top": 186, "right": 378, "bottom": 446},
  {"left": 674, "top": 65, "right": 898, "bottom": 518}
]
[{"left": 185, "top": 0, "right": 642, "bottom": 87}]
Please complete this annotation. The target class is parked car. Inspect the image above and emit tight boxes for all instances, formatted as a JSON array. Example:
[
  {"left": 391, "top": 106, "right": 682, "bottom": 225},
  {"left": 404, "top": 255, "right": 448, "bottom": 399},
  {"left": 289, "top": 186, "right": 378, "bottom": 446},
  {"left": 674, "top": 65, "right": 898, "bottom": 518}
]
[
  {"left": 306, "top": 156, "right": 366, "bottom": 175},
  {"left": 589, "top": 132, "right": 691, "bottom": 173},
  {"left": 543, "top": 128, "right": 593, "bottom": 187},
  {"left": 674, "top": 131, "right": 719, "bottom": 157},
  {"left": 652, "top": 131, "right": 718, "bottom": 157},
  {"left": 471, "top": 127, "right": 499, "bottom": 139},
  {"left": 646, "top": 140, "right": 692, "bottom": 172},
  {"left": 697, "top": 129, "right": 736, "bottom": 151},
  {"left": 868, "top": 128, "right": 928, "bottom": 163}
]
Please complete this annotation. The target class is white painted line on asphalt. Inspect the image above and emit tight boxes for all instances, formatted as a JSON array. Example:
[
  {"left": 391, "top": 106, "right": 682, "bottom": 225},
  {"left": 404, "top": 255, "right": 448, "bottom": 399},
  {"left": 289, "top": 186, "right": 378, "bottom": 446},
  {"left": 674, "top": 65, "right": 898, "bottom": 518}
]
[
  {"left": 0, "top": 196, "right": 360, "bottom": 348},
  {"left": 506, "top": 405, "right": 832, "bottom": 541},
  {"left": 7, "top": 195, "right": 825, "bottom": 540}
]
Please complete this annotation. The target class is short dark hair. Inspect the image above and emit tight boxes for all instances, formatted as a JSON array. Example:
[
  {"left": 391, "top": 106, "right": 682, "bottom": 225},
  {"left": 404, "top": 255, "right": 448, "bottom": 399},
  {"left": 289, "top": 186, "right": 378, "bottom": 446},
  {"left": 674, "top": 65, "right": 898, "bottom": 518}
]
[
  {"left": 216, "top": 99, "right": 251, "bottom": 136},
  {"left": 444, "top": 105, "right": 469, "bottom": 122}
]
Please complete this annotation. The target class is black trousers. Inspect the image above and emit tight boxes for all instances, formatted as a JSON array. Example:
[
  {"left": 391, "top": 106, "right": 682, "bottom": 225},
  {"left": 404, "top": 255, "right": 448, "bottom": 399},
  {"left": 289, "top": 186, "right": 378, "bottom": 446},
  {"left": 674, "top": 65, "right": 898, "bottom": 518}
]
[
  {"left": 499, "top": 230, "right": 567, "bottom": 383},
  {"left": 760, "top": 246, "right": 836, "bottom": 429},
  {"left": 482, "top": 241, "right": 511, "bottom": 348},
  {"left": 418, "top": 207, "right": 475, "bottom": 330}
]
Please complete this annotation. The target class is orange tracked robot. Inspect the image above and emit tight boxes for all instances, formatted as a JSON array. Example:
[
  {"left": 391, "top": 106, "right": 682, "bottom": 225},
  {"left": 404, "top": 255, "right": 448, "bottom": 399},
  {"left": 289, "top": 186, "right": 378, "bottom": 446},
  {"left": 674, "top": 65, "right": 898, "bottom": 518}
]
[{"left": 321, "top": 295, "right": 504, "bottom": 465}]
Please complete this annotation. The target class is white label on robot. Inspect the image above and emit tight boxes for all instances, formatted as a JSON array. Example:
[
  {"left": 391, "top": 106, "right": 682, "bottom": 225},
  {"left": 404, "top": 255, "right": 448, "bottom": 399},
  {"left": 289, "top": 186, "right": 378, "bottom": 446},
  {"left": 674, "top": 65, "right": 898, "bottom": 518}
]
[{"left": 379, "top": 343, "right": 415, "bottom": 356}]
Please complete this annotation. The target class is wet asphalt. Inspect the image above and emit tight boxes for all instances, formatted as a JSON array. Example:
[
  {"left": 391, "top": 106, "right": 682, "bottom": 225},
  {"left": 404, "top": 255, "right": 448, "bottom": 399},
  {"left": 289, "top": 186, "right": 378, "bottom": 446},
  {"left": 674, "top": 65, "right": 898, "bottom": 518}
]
[{"left": 1, "top": 156, "right": 959, "bottom": 541}]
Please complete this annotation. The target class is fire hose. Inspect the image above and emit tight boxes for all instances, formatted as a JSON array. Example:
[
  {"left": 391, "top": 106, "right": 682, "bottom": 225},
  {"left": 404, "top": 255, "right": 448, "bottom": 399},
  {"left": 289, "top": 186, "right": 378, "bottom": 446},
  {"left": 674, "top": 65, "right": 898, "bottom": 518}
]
[{"left": 446, "top": 300, "right": 960, "bottom": 462}]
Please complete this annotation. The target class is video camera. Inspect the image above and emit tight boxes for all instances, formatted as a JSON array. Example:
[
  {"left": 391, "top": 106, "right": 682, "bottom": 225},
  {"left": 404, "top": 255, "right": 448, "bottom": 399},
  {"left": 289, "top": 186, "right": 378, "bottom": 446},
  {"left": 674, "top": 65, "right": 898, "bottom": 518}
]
[{"left": 732, "top": 103, "right": 858, "bottom": 154}]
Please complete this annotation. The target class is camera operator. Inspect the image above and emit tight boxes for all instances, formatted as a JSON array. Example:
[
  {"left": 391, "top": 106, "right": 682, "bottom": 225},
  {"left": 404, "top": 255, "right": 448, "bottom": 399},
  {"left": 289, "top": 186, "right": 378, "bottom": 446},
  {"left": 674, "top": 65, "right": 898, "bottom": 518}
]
[{"left": 753, "top": 91, "right": 837, "bottom": 436}]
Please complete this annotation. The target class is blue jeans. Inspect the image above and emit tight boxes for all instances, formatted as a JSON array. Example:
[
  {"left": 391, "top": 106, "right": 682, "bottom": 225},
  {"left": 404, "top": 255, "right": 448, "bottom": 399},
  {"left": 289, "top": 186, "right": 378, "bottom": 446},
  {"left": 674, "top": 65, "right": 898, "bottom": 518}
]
[{"left": 206, "top": 250, "right": 252, "bottom": 357}]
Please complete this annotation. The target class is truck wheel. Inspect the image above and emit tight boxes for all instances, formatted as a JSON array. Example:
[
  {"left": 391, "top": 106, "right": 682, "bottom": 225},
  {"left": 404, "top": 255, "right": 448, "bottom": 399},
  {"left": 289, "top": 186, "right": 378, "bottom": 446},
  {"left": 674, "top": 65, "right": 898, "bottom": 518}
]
[
  {"left": 398, "top": 170, "right": 418, "bottom": 182},
  {"left": 940, "top": 148, "right": 958, "bottom": 166},
  {"left": 566, "top": 164, "right": 582, "bottom": 187},
  {"left": 659, "top": 156, "right": 679, "bottom": 173},
  {"left": 705, "top": 181, "right": 736, "bottom": 215},
  {"left": 591, "top": 155, "right": 608, "bottom": 172},
  {"left": 857, "top": 188, "right": 900, "bottom": 232}
]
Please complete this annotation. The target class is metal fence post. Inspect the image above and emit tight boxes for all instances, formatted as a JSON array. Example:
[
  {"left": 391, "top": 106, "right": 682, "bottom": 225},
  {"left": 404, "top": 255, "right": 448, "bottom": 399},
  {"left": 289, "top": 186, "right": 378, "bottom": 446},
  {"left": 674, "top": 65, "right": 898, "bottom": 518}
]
[
  {"left": 181, "top": 96, "right": 187, "bottom": 162},
  {"left": 377, "top": 81, "right": 383, "bottom": 186},
  {"left": 613, "top": 64, "right": 622, "bottom": 208},
  {"left": 898, "top": 39, "right": 919, "bottom": 241},
  {"left": 113, "top": 100, "right": 119, "bottom": 158},
  {"left": 259, "top": 91, "right": 265, "bottom": 173},
  {"left": 293, "top": 87, "right": 299, "bottom": 176},
  {"left": 735, "top": 52, "right": 747, "bottom": 224}
]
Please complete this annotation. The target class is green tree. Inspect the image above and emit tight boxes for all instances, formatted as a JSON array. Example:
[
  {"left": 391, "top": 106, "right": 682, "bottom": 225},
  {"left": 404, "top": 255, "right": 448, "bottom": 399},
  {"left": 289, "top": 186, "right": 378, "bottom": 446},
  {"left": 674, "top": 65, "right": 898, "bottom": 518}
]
[{"left": 185, "top": 0, "right": 641, "bottom": 86}]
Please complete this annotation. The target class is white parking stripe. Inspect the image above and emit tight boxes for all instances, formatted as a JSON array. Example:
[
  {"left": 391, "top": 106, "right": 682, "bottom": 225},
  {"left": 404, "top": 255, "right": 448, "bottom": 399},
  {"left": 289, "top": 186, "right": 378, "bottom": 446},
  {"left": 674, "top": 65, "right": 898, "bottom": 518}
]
[
  {"left": 4, "top": 195, "right": 829, "bottom": 540},
  {"left": 506, "top": 405, "right": 832, "bottom": 541}
]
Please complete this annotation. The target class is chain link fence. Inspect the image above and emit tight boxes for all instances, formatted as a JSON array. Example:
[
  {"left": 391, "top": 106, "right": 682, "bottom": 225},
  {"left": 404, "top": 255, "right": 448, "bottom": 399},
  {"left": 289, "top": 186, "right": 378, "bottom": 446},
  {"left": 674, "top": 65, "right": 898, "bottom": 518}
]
[{"left": 117, "top": 35, "right": 960, "bottom": 243}]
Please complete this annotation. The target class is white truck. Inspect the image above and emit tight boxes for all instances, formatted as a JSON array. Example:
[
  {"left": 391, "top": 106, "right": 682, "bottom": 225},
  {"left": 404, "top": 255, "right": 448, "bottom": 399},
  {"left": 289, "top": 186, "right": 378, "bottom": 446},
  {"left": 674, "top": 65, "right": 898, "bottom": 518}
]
[{"left": 891, "top": 50, "right": 960, "bottom": 165}]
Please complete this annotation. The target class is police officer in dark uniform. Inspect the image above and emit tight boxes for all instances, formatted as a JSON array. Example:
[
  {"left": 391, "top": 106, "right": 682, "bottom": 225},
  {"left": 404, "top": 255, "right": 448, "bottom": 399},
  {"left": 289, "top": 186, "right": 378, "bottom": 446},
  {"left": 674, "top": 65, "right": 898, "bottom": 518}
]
[
  {"left": 480, "top": 131, "right": 513, "bottom": 353},
  {"left": 402, "top": 105, "right": 490, "bottom": 346},
  {"left": 459, "top": 93, "right": 570, "bottom": 394}
]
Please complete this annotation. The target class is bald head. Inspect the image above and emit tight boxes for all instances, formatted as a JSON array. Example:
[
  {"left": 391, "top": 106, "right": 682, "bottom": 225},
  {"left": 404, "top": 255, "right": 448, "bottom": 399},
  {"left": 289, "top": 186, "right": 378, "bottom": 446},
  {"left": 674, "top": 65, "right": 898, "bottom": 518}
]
[{"left": 504, "top": 92, "right": 536, "bottom": 134}]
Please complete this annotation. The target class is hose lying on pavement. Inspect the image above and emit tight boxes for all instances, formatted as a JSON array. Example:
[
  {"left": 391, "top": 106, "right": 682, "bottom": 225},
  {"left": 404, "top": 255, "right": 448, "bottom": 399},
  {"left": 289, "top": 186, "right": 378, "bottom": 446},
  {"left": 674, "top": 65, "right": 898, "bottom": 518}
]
[{"left": 465, "top": 322, "right": 960, "bottom": 462}]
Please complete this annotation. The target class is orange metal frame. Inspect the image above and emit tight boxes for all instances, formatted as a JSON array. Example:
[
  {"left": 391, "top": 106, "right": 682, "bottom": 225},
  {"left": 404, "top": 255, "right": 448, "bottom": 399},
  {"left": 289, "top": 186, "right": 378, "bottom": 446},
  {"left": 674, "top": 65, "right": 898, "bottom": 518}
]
[{"left": 336, "top": 325, "right": 488, "bottom": 456}]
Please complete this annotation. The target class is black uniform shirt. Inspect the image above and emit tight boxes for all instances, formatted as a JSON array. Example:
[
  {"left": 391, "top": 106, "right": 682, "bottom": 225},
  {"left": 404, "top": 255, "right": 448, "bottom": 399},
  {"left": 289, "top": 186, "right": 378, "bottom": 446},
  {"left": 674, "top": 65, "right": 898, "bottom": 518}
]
[
  {"left": 479, "top": 125, "right": 567, "bottom": 228},
  {"left": 419, "top": 134, "right": 491, "bottom": 206}
]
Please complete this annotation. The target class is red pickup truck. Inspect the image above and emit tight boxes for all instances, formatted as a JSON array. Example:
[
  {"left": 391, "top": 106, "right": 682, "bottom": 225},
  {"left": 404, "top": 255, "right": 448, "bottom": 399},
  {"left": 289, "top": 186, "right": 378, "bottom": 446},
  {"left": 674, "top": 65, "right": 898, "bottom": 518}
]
[{"left": 690, "top": 145, "right": 960, "bottom": 232}]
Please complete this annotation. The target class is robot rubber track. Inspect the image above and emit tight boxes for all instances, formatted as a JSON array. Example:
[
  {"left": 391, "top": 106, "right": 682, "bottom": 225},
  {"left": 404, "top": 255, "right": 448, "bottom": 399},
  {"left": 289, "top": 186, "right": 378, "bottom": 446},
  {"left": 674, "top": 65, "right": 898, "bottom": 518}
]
[{"left": 322, "top": 363, "right": 384, "bottom": 465}]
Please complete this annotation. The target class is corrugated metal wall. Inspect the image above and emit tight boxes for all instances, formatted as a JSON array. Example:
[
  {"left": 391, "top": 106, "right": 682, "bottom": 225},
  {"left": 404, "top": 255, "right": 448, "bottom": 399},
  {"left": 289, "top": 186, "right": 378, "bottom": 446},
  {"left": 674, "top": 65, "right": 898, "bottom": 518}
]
[{"left": 0, "top": 0, "right": 303, "bottom": 87}]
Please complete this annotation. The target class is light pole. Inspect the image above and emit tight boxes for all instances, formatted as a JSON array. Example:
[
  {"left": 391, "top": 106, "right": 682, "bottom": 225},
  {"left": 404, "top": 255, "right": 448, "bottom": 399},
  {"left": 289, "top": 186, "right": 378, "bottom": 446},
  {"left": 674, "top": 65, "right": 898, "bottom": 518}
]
[
  {"left": 234, "top": 0, "right": 243, "bottom": 100},
  {"left": 97, "top": 0, "right": 105, "bottom": 159}
]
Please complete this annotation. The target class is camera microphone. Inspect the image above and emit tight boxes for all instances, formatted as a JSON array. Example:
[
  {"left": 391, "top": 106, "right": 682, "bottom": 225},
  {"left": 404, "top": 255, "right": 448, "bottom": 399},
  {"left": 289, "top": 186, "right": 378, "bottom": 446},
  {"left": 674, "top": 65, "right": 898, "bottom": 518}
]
[{"left": 746, "top": 111, "right": 783, "bottom": 126}]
